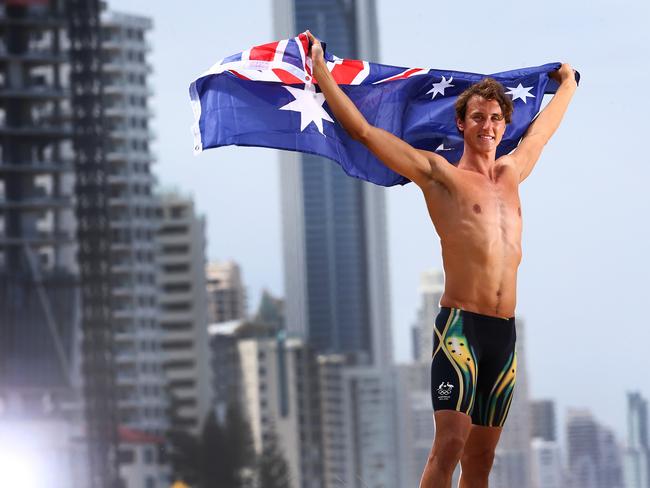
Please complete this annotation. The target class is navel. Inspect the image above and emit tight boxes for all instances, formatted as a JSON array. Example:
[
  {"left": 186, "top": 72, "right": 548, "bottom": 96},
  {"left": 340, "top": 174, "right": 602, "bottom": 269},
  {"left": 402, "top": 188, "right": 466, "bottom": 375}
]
[
  {"left": 518, "top": 207, "right": 521, "bottom": 217},
  {"left": 473, "top": 204, "right": 482, "bottom": 214},
  {"left": 496, "top": 290, "right": 502, "bottom": 297}
]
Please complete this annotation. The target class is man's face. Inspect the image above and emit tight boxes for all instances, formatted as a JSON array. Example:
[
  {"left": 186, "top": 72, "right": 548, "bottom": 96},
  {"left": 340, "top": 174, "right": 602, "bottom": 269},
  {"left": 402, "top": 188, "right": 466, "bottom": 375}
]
[{"left": 457, "top": 96, "right": 507, "bottom": 153}]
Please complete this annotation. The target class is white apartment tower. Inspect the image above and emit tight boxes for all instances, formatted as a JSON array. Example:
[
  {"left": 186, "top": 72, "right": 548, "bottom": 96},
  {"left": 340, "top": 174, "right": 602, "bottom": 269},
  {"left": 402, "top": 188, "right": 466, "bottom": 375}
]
[
  {"left": 394, "top": 362, "right": 434, "bottom": 488},
  {"left": 566, "top": 409, "right": 624, "bottom": 488},
  {"left": 101, "top": 10, "right": 168, "bottom": 435},
  {"left": 208, "top": 323, "right": 324, "bottom": 488},
  {"left": 531, "top": 438, "right": 565, "bottom": 488},
  {"left": 156, "top": 192, "right": 211, "bottom": 436}
]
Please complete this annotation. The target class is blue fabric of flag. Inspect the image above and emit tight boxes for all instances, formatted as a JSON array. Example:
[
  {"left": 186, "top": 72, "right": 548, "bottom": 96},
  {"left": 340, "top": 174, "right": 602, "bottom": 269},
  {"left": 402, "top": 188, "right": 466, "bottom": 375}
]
[{"left": 190, "top": 34, "right": 579, "bottom": 187}]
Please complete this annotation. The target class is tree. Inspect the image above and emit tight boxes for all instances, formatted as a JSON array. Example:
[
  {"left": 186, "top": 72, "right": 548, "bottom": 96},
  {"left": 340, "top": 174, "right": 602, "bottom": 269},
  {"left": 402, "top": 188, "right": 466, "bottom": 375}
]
[
  {"left": 165, "top": 392, "right": 200, "bottom": 486},
  {"left": 200, "top": 404, "right": 256, "bottom": 488},
  {"left": 258, "top": 430, "right": 292, "bottom": 488}
]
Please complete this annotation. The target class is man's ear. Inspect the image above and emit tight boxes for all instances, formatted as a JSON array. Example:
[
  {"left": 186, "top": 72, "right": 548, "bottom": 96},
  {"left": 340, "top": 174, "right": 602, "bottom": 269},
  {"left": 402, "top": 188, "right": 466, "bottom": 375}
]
[{"left": 456, "top": 117, "right": 464, "bottom": 133}]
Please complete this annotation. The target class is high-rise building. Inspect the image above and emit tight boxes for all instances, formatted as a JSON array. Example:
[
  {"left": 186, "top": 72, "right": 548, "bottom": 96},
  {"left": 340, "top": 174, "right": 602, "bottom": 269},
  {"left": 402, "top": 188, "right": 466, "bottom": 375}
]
[
  {"left": 68, "top": 0, "right": 119, "bottom": 484},
  {"left": 208, "top": 321, "right": 324, "bottom": 488},
  {"left": 394, "top": 362, "right": 434, "bottom": 487},
  {"left": 530, "top": 400, "right": 563, "bottom": 488},
  {"left": 317, "top": 355, "right": 398, "bottom": 487},
  {"left": 156, "top": 192, "right": 212, "bottom": 436},
  {"left": 100, "top": 10, "right": 169, "bottom": 439},
  {"left": 206, "top": 260, "right": 247, "bottom": 323},
  {"left": 600, "top": 426, "right": 624, "bottom": 488},
  {"left": 567, "top": 409, "right": 601, "bottom": 488},
  {"left": 273, "top": 0, "right": 392, "bottom": 368},
  {"left": 273, "top": 3, "right": 397, "bottom": 483},
  {"left": 566, "top": 409, "right": 624, "bottom": 488},
  {"left": 531, "top": 399, "right": 557, "bottom": 442},
  {"left": 531, "top": 438, "right": 564, "bottom": 488},
  {"left": 0, "top": 0, "right": 79, "bottom": 409},
  {"left": 0, "top": 1, "right": 91, "bottom": 485},
  {"left": 411, "top": 269, "right": 445, "bottom": 363},
  {"left": 490, "top": 319, "right": 532, "bottom": 488},
  {"left": 1, "top": 2, "right": 126, "bottom": 485},
  {"left": 624, "top": 391, "right": 650, "bottom": 488}
]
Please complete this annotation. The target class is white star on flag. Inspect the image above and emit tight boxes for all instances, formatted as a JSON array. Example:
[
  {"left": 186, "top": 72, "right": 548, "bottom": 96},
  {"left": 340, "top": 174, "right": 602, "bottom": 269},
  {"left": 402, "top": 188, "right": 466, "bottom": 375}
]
[
  {"left": 505, "top": 83, "right": 536, "bottom": 104},
  {"left": 426, "top": 75, "right": 454, "bottom": 99},
  {"left": 280, "top": 83, "right": 334, "bottom": 135}
]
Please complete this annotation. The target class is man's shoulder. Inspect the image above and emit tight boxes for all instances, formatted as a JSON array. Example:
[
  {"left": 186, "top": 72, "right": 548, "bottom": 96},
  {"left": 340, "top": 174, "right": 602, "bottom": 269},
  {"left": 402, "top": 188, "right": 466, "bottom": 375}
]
[{"left": 495, "top": 155, "right": 521, "bottom": 179}]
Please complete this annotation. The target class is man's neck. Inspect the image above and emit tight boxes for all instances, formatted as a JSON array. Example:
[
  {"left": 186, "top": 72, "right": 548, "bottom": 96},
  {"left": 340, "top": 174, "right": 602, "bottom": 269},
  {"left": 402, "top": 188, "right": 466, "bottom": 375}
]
[{"left": 457, "top": 145, "right": 498, "bottom": 179}]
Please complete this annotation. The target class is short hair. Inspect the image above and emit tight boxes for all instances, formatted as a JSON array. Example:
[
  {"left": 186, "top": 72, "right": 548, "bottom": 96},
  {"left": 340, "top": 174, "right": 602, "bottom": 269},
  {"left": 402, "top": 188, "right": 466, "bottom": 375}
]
[{"left": 454, "top": 78, "right": 513, "bottom": 129}]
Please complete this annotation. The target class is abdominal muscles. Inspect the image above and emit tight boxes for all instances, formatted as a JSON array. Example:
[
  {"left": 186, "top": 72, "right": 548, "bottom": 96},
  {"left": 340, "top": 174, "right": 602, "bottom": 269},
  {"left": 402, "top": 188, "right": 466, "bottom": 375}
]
[{"left": 438, "top": 210, "right": 522, "bottom": 318}]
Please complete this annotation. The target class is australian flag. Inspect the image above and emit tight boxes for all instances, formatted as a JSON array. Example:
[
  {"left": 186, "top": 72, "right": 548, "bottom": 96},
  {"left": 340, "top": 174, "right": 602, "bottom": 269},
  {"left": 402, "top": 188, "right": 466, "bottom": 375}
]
[{"left": 190, "top": 32, "right": 578, "bottom": 187}]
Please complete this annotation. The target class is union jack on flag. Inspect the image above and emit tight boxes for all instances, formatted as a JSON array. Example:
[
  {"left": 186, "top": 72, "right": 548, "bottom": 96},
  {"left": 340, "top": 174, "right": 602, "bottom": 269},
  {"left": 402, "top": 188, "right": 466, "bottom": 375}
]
[{"left": 190, "top": 32, "right": 576, "bottom": 186}]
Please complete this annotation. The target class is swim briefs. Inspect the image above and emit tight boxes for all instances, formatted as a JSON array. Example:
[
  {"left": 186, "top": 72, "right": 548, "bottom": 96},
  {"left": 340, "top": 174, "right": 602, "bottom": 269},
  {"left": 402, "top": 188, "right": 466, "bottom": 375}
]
[{"left": 431, "top": 307, "right": 517, "bottom": 427}]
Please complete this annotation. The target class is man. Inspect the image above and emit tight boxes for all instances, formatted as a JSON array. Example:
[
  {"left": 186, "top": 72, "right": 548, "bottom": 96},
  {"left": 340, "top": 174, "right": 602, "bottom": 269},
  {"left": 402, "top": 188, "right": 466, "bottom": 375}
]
[{"left": 305, "top": 31, "right": 577, "bottom": 488}]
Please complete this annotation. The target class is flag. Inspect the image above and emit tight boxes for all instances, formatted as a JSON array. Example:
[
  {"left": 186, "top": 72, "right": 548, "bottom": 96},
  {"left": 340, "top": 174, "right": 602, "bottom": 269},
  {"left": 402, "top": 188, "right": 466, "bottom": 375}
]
[{"left": 190, "top": 32, "right": 579, "bottom": 187}]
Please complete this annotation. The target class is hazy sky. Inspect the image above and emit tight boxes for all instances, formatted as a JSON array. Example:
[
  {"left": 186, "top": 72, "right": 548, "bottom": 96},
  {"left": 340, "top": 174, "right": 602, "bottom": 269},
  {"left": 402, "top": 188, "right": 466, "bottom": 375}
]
[{"left": 110, "top": 0, "right": 649, "bottom": 440}]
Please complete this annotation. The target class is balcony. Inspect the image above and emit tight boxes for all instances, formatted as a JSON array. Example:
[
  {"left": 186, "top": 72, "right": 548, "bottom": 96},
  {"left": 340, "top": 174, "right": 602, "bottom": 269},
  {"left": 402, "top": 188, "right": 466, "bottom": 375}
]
[
  {"left": 108, "top": 195, "right": 156, "bottom": 208},
  {"left": 106, "top": 148, "right": 154, "bottom": 164},
  {"left": 107, "top": 172, "right": 155, "bottom": 186},
  {"left": 0, "top": 122, "right": 73, "bottom": 138},
  {"left": 0, "top": 196, "right": 72, "bottom": 209},
  {"left": 0, "top": 230, "right": 75, "bottom": 246},
  {"left": 0, "top": 48, "right": 68, "bottom": 65},
  {"left": 111, "top": 240, "right": 155, "bottom": 252},
  {"left": 115, "top": 350, "right": 137, "bottom": 364},
  {"left": 0, "top": 159, "right": 73, "bottom": 173},
  {"left": 0, "top": 10, "right": 67, "bottom": 28},
  {"left": 104, "top": 104, "right": 154, "bottom": 120},
  {"left": 0, "top": 85, "right": 69, "bottom": 100},
  {"left": 104, "top": 82, "right": 153, "bottom": 98},
  {"left": 107, "top": 127, "right": 153, "bottom": 142}
]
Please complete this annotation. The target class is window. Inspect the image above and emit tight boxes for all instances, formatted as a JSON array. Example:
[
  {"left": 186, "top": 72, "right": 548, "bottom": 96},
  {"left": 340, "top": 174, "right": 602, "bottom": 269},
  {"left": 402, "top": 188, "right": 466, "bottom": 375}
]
[
  {"left": 162, "top": 263, "right": 189, "bottom": 273},
  {"left": 117, "top": 449, "right": 134, "bottom": 464},
  {"left": 161, "top": 321, "right": 192, "bottom": 331},
  {"left": 163, "top": 282, "right": 191, "bottom": 293},
  {"left": 144, "top": 447, "right": 155, "bottom": 464},
  {"left": 162, "top": 244, "right": 189, "bottom": 254},
  {"left": 161, "top": 340, "right": 193, "bottom": 351}
]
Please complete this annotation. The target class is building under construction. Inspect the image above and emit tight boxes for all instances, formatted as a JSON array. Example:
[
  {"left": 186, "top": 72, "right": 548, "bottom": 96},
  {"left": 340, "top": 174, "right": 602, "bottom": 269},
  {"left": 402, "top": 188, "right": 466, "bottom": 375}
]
[{"left": 0, "top": 1, "right": 119, "bottom": 486}]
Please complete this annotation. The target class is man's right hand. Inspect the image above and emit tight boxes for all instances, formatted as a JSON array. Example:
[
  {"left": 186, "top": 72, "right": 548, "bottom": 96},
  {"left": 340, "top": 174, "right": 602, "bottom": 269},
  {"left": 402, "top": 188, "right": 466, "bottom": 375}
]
[{"left": 305, "top": 30, "right": 324, "bottom": 66}]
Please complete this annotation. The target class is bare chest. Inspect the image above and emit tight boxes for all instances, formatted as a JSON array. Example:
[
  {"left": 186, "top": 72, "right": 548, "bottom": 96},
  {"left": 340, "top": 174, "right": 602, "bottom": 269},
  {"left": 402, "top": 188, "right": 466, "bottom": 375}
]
[{"left": 424, "top": 171, "right": 522, "bottom": 247}]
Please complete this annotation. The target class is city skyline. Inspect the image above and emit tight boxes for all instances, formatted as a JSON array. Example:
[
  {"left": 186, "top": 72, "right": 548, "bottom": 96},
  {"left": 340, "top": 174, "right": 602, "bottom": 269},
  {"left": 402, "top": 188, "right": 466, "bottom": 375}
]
[
  {"left": 3, "top": 1, "right": 648, "bottom": 486},
  {"left": 108, "top": 0, "right": 649, "bottom": 443}
]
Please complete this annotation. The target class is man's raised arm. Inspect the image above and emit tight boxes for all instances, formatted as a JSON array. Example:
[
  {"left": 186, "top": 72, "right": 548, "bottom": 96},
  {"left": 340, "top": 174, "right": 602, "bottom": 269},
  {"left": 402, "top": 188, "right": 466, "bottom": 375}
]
[
  {"left": 306, "top": 31, "right": 452, "bottom": 188},
  {"left": 511, "top": 64, "right": 578, "bottom": 182}
]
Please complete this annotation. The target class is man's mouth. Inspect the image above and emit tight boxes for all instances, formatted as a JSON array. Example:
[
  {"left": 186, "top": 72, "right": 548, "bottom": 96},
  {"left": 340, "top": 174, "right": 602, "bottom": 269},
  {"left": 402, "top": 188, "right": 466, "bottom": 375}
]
[{"left": 478, "top": 135, "right": 495, "bottom": 141}]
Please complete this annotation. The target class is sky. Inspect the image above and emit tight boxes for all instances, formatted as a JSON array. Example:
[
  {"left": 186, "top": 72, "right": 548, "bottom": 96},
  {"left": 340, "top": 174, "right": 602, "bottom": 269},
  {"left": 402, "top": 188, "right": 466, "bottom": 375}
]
[{"left": 109, "top": 0, "right": 650, "bottom": 441}]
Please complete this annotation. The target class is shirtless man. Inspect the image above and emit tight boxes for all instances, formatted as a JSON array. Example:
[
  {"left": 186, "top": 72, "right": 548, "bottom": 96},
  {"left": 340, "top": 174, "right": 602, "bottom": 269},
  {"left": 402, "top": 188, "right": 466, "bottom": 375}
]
[{"left": 306, "top": 31, "right": 577, "bottom": 488}]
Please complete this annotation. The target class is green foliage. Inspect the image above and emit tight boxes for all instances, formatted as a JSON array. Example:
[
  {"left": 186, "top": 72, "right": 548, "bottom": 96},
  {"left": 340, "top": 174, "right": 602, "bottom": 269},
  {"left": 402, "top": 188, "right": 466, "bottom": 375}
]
[
  {"left": 257, "top": 430, "right": 292, "bottom": 488},
  {"left": 166, "top": 403, "right": 256, "bottom": 488}
]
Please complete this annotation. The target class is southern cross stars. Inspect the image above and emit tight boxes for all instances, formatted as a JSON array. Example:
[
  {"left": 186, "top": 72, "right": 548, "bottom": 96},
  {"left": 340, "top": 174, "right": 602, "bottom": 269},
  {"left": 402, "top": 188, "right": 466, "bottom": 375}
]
[
  {"left": 505, "top": 83, "right": 536, "bottom": 104},
  {"left": 426, "top": 75, "right": 454, "bottom": 99},
  {"left": 279, "top": 83, "right": 334, "bottom": 135}
]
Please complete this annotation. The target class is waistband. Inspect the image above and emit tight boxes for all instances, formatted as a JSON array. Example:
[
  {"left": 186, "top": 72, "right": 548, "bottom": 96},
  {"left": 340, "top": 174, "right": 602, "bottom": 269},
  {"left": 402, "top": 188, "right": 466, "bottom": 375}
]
[{"left": 441, "top": 307, "right": 515, "bottom": 323}]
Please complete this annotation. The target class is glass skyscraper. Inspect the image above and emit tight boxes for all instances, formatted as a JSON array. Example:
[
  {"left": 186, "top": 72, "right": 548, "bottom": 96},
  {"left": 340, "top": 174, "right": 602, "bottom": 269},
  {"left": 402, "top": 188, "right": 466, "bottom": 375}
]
[{"left": 274, "top": 0, "right": 391, "bottom": 367}]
